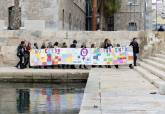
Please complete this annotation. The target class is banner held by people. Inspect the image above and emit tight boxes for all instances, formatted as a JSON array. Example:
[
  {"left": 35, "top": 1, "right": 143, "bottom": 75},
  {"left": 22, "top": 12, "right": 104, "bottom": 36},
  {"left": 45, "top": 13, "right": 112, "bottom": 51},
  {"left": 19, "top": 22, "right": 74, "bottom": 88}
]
[{"left": 30, "top": 47, "right": 133, "bottom": 66}]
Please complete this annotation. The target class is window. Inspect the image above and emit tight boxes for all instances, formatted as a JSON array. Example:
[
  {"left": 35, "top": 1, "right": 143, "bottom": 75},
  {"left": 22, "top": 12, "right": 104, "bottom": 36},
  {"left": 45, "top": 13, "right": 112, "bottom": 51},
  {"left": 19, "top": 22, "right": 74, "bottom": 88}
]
[
  {"left": 8, "top": 0, "right": 21, "bottom": 30},
  {"left": 128, "top": 0, "right": 138, "bottom": 5},
  {"left": 128, "top": 22, "right": 137, "bottom": 31},
  {"left": 69, "top": 13, "right": 72, "bottom": 30}
]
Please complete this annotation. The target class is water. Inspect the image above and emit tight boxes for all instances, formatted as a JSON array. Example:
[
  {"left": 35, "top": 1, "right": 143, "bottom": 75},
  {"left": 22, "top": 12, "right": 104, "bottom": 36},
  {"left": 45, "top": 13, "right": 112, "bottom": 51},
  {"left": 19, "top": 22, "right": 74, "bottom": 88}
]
[{"left": 0, "top": 82, "right": 86, "bottom": 114}]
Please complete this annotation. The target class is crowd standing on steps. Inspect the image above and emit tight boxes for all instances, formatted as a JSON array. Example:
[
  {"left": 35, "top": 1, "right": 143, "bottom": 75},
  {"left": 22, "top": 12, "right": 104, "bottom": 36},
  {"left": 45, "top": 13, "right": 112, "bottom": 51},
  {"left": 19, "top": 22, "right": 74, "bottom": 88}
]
[{"left": 16, "top": 38, "right": 139, "bottom": 69}]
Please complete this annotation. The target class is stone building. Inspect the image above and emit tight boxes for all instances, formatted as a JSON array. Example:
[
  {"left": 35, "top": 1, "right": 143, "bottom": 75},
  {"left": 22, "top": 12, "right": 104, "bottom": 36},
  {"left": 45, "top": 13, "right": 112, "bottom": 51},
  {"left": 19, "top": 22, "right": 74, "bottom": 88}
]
[
  {"left": 114, "top": 0, "right": 152, "bottom": 31},
  {"left": 0, "top": 0, "right": 86, "bottom": 31},
  {"left": 86, "top": 0, "right": 152, "bottom": 31}
]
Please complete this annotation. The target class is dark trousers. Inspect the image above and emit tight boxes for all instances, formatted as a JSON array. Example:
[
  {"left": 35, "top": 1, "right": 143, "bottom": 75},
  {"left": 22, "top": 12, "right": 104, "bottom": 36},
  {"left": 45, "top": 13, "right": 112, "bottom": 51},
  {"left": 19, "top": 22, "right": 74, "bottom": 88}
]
[
  {"left": 16, "top": 56, "right": 24, "bottom": 69},
  {"left": 133, "top": 53, "right": 137, "bottom": 66},
  {"left": 24, "top": 54, "right": 30, "bottom": 68}
]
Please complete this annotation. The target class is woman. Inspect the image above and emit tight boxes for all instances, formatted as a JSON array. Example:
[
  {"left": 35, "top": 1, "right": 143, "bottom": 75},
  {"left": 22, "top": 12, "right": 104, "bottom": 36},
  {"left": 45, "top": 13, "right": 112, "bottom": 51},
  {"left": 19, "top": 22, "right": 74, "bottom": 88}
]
[
  {"left": 103, "top": 39, "right": 113, "bottom": 68},
  {"left": 24, "top": 42, "right": 31, "bottom": 68}
]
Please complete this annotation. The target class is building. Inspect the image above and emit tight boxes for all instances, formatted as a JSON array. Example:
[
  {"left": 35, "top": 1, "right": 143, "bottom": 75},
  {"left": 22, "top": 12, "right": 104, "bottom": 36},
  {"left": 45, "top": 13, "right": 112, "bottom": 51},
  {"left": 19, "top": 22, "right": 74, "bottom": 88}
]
[
  {"left": 0, "top": 0, "right": 86, "bottom": 31},
  {"left": 152, "top": 0, "right": 165, "bottom": 30},
  {"left": 114, "top": 0, "right": 152, "bottom": 31},
  {"left": 86, "top": 0, "right": 153, "bottom": 31}
]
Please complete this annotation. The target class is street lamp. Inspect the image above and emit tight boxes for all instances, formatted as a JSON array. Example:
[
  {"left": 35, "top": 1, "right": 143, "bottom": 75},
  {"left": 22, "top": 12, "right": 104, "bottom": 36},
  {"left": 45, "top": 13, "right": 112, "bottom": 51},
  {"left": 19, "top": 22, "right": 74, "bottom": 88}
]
[
  {"left": 156, "top": 0, "right": 158, "bottom": 30},
  {"left": 129, "top": 2, "right": 132, "bottom": 31},
  {"left": 144, "top": 0, "right": 147, "bottom": 30}
]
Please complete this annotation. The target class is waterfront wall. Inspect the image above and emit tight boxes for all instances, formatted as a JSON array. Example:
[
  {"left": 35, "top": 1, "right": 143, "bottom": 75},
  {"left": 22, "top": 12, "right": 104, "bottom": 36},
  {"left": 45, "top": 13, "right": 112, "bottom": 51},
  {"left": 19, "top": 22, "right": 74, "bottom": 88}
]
[{"left": 0, "top": 30, "right": 164, "bottom": 66}]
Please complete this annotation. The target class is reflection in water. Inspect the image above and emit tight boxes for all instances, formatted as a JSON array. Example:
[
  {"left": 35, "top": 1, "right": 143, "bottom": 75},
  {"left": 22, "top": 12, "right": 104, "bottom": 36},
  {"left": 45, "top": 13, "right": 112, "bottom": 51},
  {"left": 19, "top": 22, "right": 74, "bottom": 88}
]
[
  {"left": 0, "top": 83, "right": 86, "bottom": 114},
  {"left": 17, "top": 89, "right": 30, "bottom": 113}
]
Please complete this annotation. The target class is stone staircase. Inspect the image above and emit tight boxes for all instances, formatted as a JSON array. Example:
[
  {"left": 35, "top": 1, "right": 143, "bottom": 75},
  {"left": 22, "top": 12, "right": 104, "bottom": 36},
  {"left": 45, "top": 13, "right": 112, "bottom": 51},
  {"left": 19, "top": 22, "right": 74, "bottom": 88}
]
[{"left": 135, "top": 51, "right": 165, "bottom": 90}]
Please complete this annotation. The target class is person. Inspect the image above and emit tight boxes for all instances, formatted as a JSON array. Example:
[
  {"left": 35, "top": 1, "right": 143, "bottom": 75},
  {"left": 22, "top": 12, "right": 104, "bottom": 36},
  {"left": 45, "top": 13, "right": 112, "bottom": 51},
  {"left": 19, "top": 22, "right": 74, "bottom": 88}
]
[
  {"left": 41, "top": 42, "right": 46, "bottom": 49},
  {"left": 103, "top": 39, "right": 113, "bottom": 68},
  {"left": 91, "top": 44, "right": 95, "bottom": 48},
  {"left": 114, "top": 44, "right": 120, "bottom": 69},
  {"left": 62, "top": 42, "right": 67, "bottom": 48},
  {"left": 91, "top": 44, "right": 96, "bottom": 68},
  {"left": 70, "top": 40, "right": 77, "bottom": 48},
  {"left": 70, "top": 40, "right": 77, "bottom": 69},
  {"left": 79, "top": 43, "right": 88, "bottom": 69},
  {"left": 129, "top": 38, "right": 139, "bottom": 68},
  {"left": 41, "top": 42, "right": 47, "bottom": 69},
  {"left": 24, "top": 42, "right": 31, "bottom": 68},
  {"left": 158, "top": 26, "right": 164, "bottom": 31},
  {"left": 33, "top": 43, "right": 39, "bottom": 49},
  {"left": 16, "top": 41, "right": 26, "bottom": 69},
  {"left": 54, "top": 42, "right": 59, "bottom": 48},
  {"left": 61, "top": 42, "right": 68, "bottom": 69},
  {"left": 47, "top": 42, "right": 54, "bottom": 48}
]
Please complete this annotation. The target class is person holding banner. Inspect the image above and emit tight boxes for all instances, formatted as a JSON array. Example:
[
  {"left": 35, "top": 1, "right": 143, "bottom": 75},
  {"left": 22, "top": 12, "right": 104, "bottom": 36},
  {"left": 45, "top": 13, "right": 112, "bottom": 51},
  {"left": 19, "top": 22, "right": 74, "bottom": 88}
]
[
  {"left": 70, "top": 40, "right": 77, "bottom": 69},
  {"left": 129, "top": 38, "right": 139, "bottom": 67},
  {"left": 41, "top": 42, "right": 46, "bottom": 49},
  {"left": 103, "top": 39, "right": 113, "bottom": 68},
  {"left": 79, "top": 43, "right": 88, "bottom": 69},
  {"left": 24, "top": 42, "right": 31, "bottom": 68},
  {"left": 61, "top": 42, "right": 68, "bottom": 69}
]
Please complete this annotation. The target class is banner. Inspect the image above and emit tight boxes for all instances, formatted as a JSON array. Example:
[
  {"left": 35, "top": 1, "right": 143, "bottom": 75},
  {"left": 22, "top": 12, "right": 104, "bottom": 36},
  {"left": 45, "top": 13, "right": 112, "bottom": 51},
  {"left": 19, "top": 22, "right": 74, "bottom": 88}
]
[{"left": 30, "top": 47, "right": 133, "bottom": 66}]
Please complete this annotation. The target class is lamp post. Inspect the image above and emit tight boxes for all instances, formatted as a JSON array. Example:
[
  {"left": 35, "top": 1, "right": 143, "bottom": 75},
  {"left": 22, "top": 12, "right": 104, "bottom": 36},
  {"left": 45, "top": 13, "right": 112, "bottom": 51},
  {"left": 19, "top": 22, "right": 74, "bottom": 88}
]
[
  {"left": 156, "top": 0, "right": 158, "bottom": 30},
  {"left": 129, "top": 2, "right": 132, "bottom": 31},
  {"left": 144, "top": 0, "right": 147, "bottom": 30}
]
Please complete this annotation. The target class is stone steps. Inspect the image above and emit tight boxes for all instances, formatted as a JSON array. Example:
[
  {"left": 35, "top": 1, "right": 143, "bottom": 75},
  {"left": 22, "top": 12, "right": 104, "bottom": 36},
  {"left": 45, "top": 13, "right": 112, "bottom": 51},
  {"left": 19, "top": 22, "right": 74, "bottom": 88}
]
[
  {"left": 135, "top": 51, "right": 165, "bottom": 94},
  {"left": 149, "top": 56, "right": 165, "bottom": 65},
  {"left": 160, "top": 51, "right": 165, "bottom": 55},
  {"left": 142, "top": 59, "right": 165, "bottom": 71},
  {"left": 154, "top": 53, "right": 165, "bottom": 59},
  {"left": 138, "top": 61, "right": 165, "bottom": 81},
  {"left": 135, "top": 67, "right": 165, "bottom": 88}
]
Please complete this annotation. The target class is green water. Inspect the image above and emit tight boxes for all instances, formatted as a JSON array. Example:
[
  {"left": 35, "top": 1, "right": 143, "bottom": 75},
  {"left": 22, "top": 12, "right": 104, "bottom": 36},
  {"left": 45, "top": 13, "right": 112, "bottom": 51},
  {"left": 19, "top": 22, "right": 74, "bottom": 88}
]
[{"left": 0, "top": 83, "right": 86, "bottom": 114}]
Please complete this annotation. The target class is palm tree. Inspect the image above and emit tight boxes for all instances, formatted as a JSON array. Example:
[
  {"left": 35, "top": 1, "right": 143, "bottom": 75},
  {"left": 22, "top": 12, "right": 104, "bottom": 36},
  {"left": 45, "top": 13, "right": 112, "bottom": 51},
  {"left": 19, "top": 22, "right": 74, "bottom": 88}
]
[{"left": 97, "top": 0, "right": 121, "bottom": 30}]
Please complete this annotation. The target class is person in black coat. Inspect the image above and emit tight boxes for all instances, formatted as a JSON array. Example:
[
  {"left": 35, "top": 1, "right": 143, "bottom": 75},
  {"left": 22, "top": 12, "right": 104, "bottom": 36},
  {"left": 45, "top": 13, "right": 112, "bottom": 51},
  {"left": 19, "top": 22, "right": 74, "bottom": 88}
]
[
  {"left": 158, "top": 26, "right": 164, "bottom": 31},
  {"left": 16, "top": 41, "right": 26, "bottom": 69},
  {"left": 129, "top": 38, "right": 139, "bottom": 67}
]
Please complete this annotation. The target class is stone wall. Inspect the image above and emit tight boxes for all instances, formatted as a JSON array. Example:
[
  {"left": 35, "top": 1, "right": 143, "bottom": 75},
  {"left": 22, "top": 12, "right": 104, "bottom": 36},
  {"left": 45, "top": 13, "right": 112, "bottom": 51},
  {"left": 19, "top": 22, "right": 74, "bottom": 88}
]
[
  {"left": 0, "top": 30, "right": 144, "bottom": 66},
  {"left": 0, "top": 0, "right": 86, "bottom": 31}
]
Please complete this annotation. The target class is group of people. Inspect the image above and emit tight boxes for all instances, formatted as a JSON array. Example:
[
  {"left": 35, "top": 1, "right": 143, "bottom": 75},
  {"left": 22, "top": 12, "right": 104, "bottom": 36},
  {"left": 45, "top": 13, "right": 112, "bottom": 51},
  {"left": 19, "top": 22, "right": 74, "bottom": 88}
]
[{"left": 16, "top": 38, "right": 139, "bottom": 69}]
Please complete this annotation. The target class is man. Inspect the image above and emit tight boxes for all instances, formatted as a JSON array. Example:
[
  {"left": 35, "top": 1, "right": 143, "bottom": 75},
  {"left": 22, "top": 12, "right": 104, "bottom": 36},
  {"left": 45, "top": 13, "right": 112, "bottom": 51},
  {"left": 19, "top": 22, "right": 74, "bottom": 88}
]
[
  {"left": 129, "top": 38, "right": 139, "bottom": 68},
  {"left": 16, "top": 41, "right": 26, "bottom": 69},
  {"left": 158, "top": 26, "right": 164, "bottom": 31}
]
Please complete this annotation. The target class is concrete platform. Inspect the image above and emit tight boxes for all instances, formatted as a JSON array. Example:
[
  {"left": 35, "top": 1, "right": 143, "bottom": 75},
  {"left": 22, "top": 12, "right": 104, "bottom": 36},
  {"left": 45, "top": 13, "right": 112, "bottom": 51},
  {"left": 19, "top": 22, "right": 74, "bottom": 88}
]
[
  {"left": 0, "top": 67, "right": 89, "bottom": 83},
  {"left": 80, "top": 68, "right": 165, "bottom": 114}
]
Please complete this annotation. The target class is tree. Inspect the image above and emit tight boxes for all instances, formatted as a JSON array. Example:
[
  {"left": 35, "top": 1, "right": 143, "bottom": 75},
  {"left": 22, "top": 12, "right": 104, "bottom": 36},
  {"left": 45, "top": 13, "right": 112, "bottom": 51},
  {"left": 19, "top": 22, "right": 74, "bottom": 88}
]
[{"left": 98, "top": 0, "right": 121, "bottom": 30}]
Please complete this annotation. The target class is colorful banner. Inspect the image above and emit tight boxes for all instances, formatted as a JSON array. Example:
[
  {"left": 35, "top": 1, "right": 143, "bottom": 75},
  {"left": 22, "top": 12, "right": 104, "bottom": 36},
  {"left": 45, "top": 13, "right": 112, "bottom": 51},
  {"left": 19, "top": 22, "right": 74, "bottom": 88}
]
[{"left": 30, "top": 47, "right": 133, "bottom": 66}]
